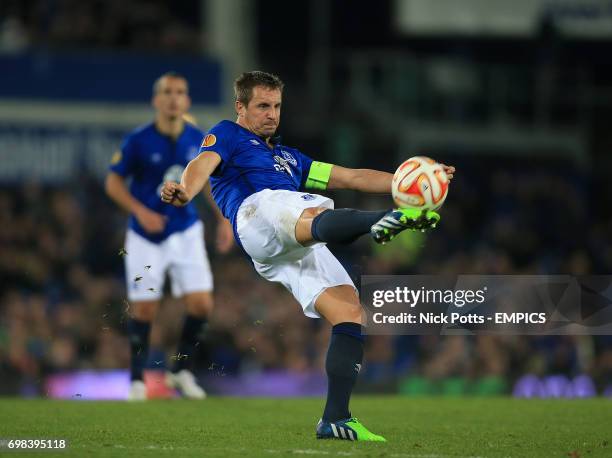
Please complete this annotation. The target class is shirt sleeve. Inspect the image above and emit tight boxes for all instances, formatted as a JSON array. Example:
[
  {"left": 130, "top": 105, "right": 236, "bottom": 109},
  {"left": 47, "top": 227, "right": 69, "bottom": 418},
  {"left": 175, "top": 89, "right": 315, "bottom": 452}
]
[
  {"left": 199, "top": 122, "right": 235, "bottom": 176},
  {"left": 297, "top": 150, "right": 314, "bottom": 190},
  {"left": 109, "top": 135, "right": 137, "bottom": 177}
]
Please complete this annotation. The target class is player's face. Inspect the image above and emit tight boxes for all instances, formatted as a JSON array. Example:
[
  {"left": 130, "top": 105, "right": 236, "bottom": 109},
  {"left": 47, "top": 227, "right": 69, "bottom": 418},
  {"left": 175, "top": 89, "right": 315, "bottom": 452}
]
[
  {"left": 153, "top": 77, "right": 191, "bottom": 120},
  {"left": 238, "top": 86, "right": 282, "bottom": 138}
]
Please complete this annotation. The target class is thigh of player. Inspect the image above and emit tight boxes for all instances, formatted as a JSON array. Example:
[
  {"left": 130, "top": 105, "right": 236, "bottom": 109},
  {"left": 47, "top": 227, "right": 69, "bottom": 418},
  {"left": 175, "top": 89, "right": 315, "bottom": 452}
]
[
  {"left": 294, "top": 206, "right": 331, "bottom": 245},
  {"left": 124, "top": 229, "right": 167, "bottom": 302},
  {"left": 314, "top": 284, "right": 364, "bottom": 325},
  {"left": 252, "top": 245, "right": 357, "bottom": 319},
  {"left": 166, "top": 221, "right": 214, "bottom": 299},
  {"left": 237, "top": 189, "right": 334, "bottom": 263}
]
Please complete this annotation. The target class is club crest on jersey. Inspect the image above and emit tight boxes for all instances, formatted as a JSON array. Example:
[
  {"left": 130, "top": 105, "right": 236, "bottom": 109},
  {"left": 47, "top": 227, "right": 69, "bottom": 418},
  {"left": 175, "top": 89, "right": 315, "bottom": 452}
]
[
  {"left": 163, "top": 165, "right": 185, "bottom": 183},
  {"left": 156, "top": 164, "right": 185, "bottom": 197},
  {"left": 201, "top": 134, "right": 217, "bottom": 148},
  {"left": 280, "top": 150, "right": 297, "bottom": 166},
  {"left": 273, "top": 155, "right": 293, "bottom": 176}
]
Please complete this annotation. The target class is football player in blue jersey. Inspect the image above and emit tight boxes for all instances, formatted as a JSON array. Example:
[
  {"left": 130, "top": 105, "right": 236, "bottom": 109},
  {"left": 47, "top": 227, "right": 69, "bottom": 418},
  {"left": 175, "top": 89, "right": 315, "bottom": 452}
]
[
  {"left": 106, "top": 72, "right": 233, "bottom": 400},
  {"left": 161, "top": 71, "right": 454, "bottom": 440}
]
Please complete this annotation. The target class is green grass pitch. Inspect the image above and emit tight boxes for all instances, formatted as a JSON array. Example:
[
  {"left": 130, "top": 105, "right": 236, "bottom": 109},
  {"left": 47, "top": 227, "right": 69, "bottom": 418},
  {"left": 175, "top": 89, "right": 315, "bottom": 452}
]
[{"left": 0, "top": 397, "right": 610, "bottom": 457}]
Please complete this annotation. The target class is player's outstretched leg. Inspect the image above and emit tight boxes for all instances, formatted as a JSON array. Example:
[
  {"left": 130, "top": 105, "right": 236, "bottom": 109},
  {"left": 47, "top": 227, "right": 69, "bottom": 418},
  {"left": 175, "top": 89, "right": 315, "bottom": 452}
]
[
  {"left": 310, "top": 209, "right": 388, "bottom": 244},
  {"left": 370, "top": 208, "right": 440, "bottom": 244},
  {"left": 314, "top": 286, "right": 386, "bottom": 442},
  {"left": 308, "top": 208, "right": 439, "bottom": 246}
]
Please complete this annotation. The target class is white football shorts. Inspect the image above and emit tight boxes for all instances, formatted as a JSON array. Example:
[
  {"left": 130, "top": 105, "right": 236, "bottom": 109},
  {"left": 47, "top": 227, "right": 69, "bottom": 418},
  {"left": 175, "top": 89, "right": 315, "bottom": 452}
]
[
  {"left": 124, "top": 220, "right": 213, "bottom": 301},
  {"left": 236, "top": 189, "right": 355, "bottom": 318}
]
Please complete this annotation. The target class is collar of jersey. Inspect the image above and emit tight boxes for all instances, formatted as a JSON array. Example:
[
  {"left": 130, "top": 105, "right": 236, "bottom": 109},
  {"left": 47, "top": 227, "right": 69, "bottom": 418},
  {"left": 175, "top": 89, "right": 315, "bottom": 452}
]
[{"left": 153, "top": 122, "right": 186, "bottom": 141}]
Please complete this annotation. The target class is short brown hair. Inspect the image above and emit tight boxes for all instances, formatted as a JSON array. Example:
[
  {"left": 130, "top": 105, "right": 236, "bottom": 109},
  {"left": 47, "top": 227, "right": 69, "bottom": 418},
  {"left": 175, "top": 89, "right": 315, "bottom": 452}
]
[
  {"left": 234, "top": 71, "right": 284, "bottom": 106},
  {"left": 153, "top": 71, "right": 188, "bottom": 95}
]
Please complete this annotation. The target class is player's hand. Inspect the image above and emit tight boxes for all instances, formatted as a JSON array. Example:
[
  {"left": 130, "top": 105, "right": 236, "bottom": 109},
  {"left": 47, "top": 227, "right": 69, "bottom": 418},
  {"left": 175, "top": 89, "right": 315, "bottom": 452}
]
[
  {"left": 160, "top": 181, "right": 190, "bottom": 207},
  {"left": 215, "top": 218, "right": 234, "bottom": 254},
  {"left": 134, "top": 206, "right": 167, "bottom": 234},
  {"left": 442, "top": 164, "right": 455, "bottom": 180}
]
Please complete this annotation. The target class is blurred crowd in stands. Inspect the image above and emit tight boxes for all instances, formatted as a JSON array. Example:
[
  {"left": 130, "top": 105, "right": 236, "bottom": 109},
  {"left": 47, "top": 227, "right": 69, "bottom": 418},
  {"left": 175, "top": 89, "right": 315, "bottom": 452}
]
[
  {"left": 0, "top": 0, "right": 202, "bottom": 54},
  {"left": 1, "top": 158, "right": 611, "bottom": 396}
]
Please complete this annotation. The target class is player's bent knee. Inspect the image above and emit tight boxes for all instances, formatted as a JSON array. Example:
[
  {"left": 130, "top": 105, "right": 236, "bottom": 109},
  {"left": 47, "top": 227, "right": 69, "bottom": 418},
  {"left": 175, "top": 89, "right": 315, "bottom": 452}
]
[
  {"left": 295, "top": 206, "right": 329, "bottom": 245},
  {"left": 323, "top": 303, "right": 363, "bottom": 326},
  {"left": 315, "top": 285, "right": 364, "bottom": 325},
  {"left": 298, "top": 206, "right": 328, "bottom": 220},
  {"left": 132, "top": 301, "right": 160, "bottom": 322},
  {"left": 339, "top": 304, "right": 364, "bottom": 324},
  {"left": 184, "top": 291, "right": 214, "bottom": 317}
]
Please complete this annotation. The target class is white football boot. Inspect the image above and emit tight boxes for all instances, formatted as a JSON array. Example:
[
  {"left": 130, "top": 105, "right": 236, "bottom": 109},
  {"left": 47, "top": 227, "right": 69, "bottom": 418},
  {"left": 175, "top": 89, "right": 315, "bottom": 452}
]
[
  {"left": 166, "top": 370, "right": 206, "bottom": 399},
  {"left": 127, "top": 380, "right": 147, "bottom": 401}
]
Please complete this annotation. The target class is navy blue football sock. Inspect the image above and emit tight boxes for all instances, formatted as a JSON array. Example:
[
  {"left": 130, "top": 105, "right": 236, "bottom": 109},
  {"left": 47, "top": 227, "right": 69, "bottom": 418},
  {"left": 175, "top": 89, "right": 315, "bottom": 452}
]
[
  {"left": 128, "top": 318, "right": 151, "bottom": 381},
  {"left": 322, "top": 322, "right": 365, "bottom": 422},
  {"left": 172, "top": 315, "right": 207, "bottom": 373},
  {"left": 311, "top": 209, "right": 389, "bottom": 244}
]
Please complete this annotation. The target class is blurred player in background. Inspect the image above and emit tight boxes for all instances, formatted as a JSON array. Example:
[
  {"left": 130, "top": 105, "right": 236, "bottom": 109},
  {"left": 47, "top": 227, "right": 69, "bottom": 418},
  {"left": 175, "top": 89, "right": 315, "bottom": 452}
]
[
  {"left": 161, "top": 71, "right": 454, "bottom": 440},
  {"left": 105, "top": 72, "right": 233, "bottom": 400}
]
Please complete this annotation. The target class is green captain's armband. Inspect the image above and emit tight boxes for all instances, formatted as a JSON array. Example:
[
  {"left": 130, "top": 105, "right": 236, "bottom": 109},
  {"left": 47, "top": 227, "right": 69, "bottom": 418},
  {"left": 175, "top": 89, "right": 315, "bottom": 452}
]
[{"left": 305, "top": 161, "right": 333, "bottom": 190}]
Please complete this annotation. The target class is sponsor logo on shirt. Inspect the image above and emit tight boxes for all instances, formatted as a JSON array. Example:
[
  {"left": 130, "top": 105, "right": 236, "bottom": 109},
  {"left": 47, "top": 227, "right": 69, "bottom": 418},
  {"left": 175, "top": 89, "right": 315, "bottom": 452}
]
[
  {"left": 250, "top": 139, "right": 260, "bottom": 145},
  {"left": 273, "top": 155, "right": 293, "bottom": 176},
  {"left": 280, "top": 150, "right": 297, "bottom": 166},
  {"left": 301, "top": 194, "right": 316, "bottom": 201}
]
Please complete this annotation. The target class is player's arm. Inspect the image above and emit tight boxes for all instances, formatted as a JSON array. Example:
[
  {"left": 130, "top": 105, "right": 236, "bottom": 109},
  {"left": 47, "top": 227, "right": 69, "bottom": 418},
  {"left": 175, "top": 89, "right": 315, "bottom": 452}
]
[
  {"left": 105, "top": 172, "right": 166, "bottom": 233},
  {"left": 201, "top": 182, "right": 224, "bottom": 221},
  {"left": 201, "top": 181, "right": 234, "bottom": 253},
  {"left": 328, "top": 165, "right": 393, "bottom": 193},
  {"left": 161, "top": 152, "right": 221, "bottom": 206},
  {"left": 306, "top": 162, "right": 455, "bottom": 193},
  {"left": 105, "top": 172, "right": 145, "bottom": 214},
  {"left": 305, "top": 161, "right": 391, "bottom": 193}
]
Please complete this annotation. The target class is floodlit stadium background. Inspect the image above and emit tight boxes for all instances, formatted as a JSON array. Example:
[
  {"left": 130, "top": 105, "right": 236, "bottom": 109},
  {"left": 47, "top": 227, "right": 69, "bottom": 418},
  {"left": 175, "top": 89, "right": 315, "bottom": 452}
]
[{"left": 1, "top": 0, "right": 611, "bottom": 399}]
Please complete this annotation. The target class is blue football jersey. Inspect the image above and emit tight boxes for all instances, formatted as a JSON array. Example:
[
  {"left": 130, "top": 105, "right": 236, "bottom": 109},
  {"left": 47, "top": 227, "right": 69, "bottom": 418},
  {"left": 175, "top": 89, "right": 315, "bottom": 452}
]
[
  {"left": 109, "top": 122, "right": 203, "bottom": 243},
  {"left": 199, "top": 120, "right": 314, "bottom": 228}
]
